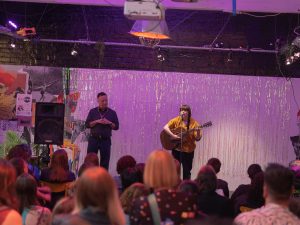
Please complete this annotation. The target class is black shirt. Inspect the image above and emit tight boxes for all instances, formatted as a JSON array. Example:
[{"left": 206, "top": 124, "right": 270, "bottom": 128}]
[{"left": 85, "top": 107, "right": 119, "bottom": 138}]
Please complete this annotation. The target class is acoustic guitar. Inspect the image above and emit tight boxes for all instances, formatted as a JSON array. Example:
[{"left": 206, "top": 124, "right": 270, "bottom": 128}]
[{"left": 160, "top": 121, "right": 212, "bottom": 150}]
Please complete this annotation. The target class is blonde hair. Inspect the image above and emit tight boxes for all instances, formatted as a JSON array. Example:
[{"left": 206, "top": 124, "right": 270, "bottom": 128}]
[
  {"left": 144, "top": 150, "right": 178, "bottom": 189},
  {"left": 76, "top": 167, "right": 125, "bottom": 225}
]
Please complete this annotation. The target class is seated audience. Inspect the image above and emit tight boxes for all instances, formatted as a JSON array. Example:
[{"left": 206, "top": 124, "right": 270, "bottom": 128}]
[
  {"left": 52, "top": 167, "right": 125, "bottom": 225},
  {"left": 130, "top": 150, "right": 198, "bottom": 225},
  {"left": 207, "top": 158, "right": 229, "bottom": 197},
  {"left": 231, "top": 163, "right": 262, "bottom": 202},
  {"left": 9, "top": 157, "right": 28, "bottom": 177},
  {"left": 114, "top": 155, "right": 137, "bottom": 193},
  {"left": 233, "top": 172, "right": 264, "bottom": 215},
  {"left": 0, "top": 159, "right": 22, "bottom": 225},
  {"left": 40, "top": 149, "right": 76, "bottom": 209},
  {"left": 121, "top": 167, "right": 143, "bottom": 192},
  {"left": 289, "top": 198, "right": 300, "bottom": 219},
  {"left": 78, "top": 163, "right": 97, "bottom": 177},
  {"left": 83, "top": 153, "right": 100, "bottom": 166},
  {"left": 52, "top": 197, "right": 75, "bottom": 219},
  {"left": 120, "top": 183, "right": 150, "bottom": 224},
  {"left": 178, "top": 180, "right": 199, "bottom": 196},
  {"left": 195, "top": 165, "right": 234, "bottom": 218},
  {"left": 15, "top": 174, "right": 51, "bottom": 225},
  {"left": 234, "top": 163, "right": 299, "bottom": 225},
  {"left": 7, "top": 144, "right": 40, "bottom": 180}
]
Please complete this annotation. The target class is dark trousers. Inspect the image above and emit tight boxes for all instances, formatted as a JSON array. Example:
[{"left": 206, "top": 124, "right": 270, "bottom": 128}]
[
  {"left": 87, "top": 136, "right": 111, "bottom": 170},
  {"left": 172, "top": 150, "right": 194, "bottom": 180}
]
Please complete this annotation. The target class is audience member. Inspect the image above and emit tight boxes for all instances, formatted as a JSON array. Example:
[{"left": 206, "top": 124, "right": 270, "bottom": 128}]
[
  {"left": 52, "top": 167, "right": 125, "bottom": 225},
  {"left": 231, "top": 164, "right": 262, "bottom": 201},
  {"left": 289, "top": 198, "right": 300, "bottom": 219},
  {"left": 0, "top": 159, "right": 22, "bottom": 225},
  {"left": 52, "top": 197, "right": 75, "bottom": 219},
  {"left": 121, "top": 167, "right": 143, "bottom": 192},
  {"left": 207, "top": 158, "right": 229, "bottom": 197},
  {"left": 233, "top": 172, "right": 264, "bottom": 215},
  {"left": 114, "top": 155, "right": 137, "bottom": 193},
  {"left": 195, "top": 165, "right": 234, "bottom": 218},
  {"left": 83, "top": 153, "right": 100, "bottom": 166},
  {"left": 235, "top": 163, "right": 299, "bottom": 225},
  {"left": 40, "top": 149, "right": 76, "bottom": 209},
  {"left": 7, "top": 144, "right": 40, "bottom": 180},
  {"left": 120, "top": 182, "right": 149, "bottom": 224},
  {"left": 130, "top": 150, "right": 198, "bottom": 225},
  {"left": 9, "top": 157, "right": 28, "bottom": 177},
  {"left": 178, "top": 180, "right": 199, "bottom": 196},
  {"left": 15, "top": 173, "right": 51, "bottom": 225}
]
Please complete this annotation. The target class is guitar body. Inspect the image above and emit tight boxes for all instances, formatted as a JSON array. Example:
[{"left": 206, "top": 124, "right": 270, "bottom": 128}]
[
  {"left": 160, "top": 121, "right": 212, "bottom": 150},
  {"left": 160, "top": 127, "right": 188, "bottom": 150}
]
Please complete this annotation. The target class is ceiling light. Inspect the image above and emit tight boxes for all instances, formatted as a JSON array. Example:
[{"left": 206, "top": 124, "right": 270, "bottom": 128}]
[
  {"left": 8, "top": 20, "right": 18, "bottom": 29},
  {"left": 130, "top": 20, "right": 170, "bottom": 40}
]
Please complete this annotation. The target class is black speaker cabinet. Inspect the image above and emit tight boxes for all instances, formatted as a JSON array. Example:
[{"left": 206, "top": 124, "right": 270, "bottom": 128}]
[{"left": 34, "top": 103, "right": 65, "bottom": 145}]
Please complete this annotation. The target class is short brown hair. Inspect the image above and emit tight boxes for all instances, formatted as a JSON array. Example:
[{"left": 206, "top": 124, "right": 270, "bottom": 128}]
[{"left": 264, "top": 163, "right": 294, "bottom": 201}]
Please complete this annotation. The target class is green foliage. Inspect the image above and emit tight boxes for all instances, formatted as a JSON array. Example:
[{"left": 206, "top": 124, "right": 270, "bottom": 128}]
[{"left": 0, "top": 130, "right": 27, "bottom": 158}]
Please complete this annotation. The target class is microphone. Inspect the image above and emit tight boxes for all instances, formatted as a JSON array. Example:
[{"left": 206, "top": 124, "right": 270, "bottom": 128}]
[{"left": 180, "top": 111, "right": 184, "bottom": 119}]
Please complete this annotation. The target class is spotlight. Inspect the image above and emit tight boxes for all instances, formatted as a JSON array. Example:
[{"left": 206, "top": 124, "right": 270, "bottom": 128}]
[
  {"left": 214, "top": 42, "right": 224, "bottom": 48},
  {"left": 71, "top": 49, "right": 78, "bottom": 56},
  {"left": 10, "top": 39, "right": 16, "bottom": 48},
  {"left": 8, "top": 20, "right": 18, "bottom": 29},
  {"left": 156, "top": 48, "right": 166, "bottom": 62},
  {"left": 285, "top": 58, "right": 291, "bottom": 65}
]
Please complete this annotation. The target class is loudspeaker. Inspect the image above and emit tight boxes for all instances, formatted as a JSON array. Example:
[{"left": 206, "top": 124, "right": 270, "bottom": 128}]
[{"left": 34, "top": 103, "right": 65, "bottom": 145}]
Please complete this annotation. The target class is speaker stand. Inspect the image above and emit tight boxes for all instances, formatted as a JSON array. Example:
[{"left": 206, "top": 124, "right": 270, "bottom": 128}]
[{"left": 41, "top": 144, "right": 51, "bottom": 165}]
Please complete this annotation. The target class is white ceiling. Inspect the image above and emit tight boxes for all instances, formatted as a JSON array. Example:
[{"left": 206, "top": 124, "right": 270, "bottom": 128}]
[{"left": 4, "top": 0, "right": 300, "bottom": 13}]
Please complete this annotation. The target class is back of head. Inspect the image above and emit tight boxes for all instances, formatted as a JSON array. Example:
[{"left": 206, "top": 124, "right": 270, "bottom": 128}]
[
  {"left": 144, "top": 150, "right": 178, "bottom": 189},
  {"left": 207, "top": 158, "right": 221, "bottom": 174},
  {"left": 76, "top": 167, "right": 115, "bottom": 211},
  {"left": 247, "top": 172, "right": 264, "bottom": 204},
  {"left": 84, "top": 153, "right": 99, "bottom": 166},
  {"left": 120, "top": 183, "right": 149, "bottom": 214},
  {"left": 247, "top": 164, "right": 262, "bottom": 180},
  {"left": 9, "top": 157, "right": 28, "bottom": 177},
  {"left": 264, "top": 163, "right": 294, "bottom": 201},
  {"left": 116, "top": 155, "right": 136, "bottom": 175},
  {"left": 6, "top": 144, "right": 32, "bottom": 161},
  {"left": 51, "top": 149, "right": 69, "bottom": 171},
  {"left": 0, "top": 159, "right": 17, "bottom": 209},
  {"left": 49, "top": 149, "right": 69, "bottom": 182},
  {"left": 178, "top": 180, "right": 199, "bottom": 195},
  {"left": 78, "top": 162, "right": 97, "bottom": 177},
  {"left": 135, "top": 163, "right": 145, "bottom": 183},
  {"left": 52, "top": 197, "right": 75, "bottom": 217},
  {"left": 121, "top": 167, "right": 143, "bottom": 191},
  {"left": 195, "top": 165, "right": 217, "bottom": 193},
  {"left": 15, "top": 173, "right": 38, "bottom": 211}
]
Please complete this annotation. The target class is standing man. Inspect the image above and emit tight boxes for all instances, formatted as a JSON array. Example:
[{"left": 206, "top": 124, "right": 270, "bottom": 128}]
[
  {"left": 163, "top": 105, "right": 202, "bottom": 179},
  {"left": 85, "top": 92, "right": 119, "bottom": 170}
]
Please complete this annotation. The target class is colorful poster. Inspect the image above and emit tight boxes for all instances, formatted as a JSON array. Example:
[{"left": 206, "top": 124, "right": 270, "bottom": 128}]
[{"left": 0, "top": 66, "right": 28, "bottom": 120}]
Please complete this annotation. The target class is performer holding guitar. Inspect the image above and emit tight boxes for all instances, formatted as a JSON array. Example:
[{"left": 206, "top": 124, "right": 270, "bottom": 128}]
[{"left": 163, "top": 104, "right": 202, "bottom": 180}]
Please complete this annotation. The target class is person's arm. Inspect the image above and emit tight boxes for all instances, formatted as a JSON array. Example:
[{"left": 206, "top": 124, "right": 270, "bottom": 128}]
[
  {"left": 85, "top": 109, "right": 100, "bottom": 128},
  {"left": 163, "top": 123, "right": 180, "bottom": 139},
  {"left": 111, "top": 111, "right": 119, "bottom": 130}
]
